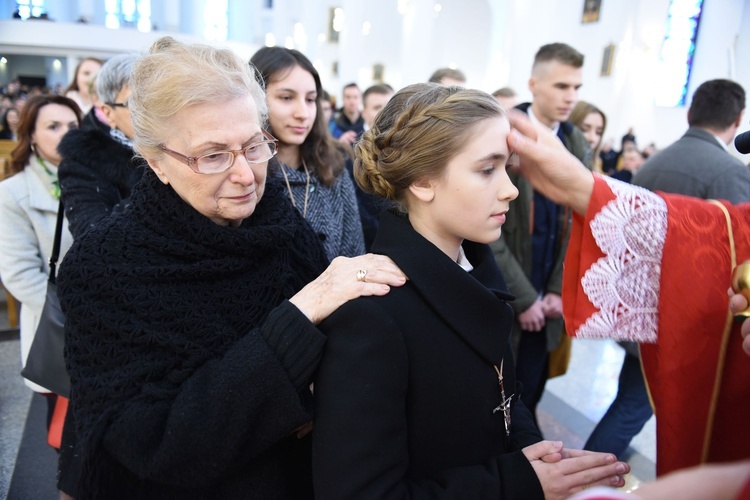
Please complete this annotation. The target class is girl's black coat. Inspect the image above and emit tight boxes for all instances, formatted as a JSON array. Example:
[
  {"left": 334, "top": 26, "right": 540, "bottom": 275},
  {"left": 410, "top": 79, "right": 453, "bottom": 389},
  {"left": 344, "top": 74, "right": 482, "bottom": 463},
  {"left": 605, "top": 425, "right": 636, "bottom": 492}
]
[{"left": 314, "top": 210, "right": 545, "bottom": 499}]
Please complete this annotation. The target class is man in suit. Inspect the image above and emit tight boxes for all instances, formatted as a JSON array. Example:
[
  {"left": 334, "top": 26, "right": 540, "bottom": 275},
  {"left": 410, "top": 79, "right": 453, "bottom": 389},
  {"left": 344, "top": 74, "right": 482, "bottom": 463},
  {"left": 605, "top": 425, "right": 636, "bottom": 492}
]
[
  {"left": 634, "top": 79, "right": 750, "bottom": 203},
  {"left": 491, "top": 43, "right": 590, "bottom": 427}
]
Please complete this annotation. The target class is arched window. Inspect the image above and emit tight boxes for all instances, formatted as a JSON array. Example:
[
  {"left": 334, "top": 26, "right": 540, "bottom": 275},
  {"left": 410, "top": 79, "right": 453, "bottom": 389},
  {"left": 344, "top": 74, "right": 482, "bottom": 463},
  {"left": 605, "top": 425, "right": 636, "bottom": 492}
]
[
  {"left": 15, "top": 0, "right": 46, "bottom": 19},
  {"left": 105, "top": 0, "right": 152, "bottom": 32}
]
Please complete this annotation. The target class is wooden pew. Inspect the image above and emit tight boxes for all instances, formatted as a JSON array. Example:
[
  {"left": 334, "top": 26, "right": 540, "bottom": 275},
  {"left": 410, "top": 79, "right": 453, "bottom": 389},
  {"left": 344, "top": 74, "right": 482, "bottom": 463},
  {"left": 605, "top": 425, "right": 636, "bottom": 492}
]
[
  {"left": 0, "top": 140, "right": 19, "bottom": 328},
  {"left": 0, "top": 139, "right": 18, "bottom": 181}
]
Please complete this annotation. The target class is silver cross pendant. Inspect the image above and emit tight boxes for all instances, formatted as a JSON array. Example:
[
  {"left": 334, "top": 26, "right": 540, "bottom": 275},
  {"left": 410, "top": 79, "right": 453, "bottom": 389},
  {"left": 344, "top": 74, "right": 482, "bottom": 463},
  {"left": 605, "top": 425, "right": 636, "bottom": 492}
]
[{"left": 493, "top": 389, "right": 514, "bottom": 437}]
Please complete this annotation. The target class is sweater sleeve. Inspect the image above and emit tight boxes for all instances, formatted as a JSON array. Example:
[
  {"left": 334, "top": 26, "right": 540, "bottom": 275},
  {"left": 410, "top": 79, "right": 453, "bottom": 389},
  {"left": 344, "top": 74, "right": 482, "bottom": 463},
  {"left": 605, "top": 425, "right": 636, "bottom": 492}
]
[
  {"left": 58, "top": 142, "right": 136, "bottom": 239},
  {"left": 90, "top": 299, "right": 325, "bottom": 488},
  {"left": 313, "top": 299, "right": 544, "bottom": 500}
]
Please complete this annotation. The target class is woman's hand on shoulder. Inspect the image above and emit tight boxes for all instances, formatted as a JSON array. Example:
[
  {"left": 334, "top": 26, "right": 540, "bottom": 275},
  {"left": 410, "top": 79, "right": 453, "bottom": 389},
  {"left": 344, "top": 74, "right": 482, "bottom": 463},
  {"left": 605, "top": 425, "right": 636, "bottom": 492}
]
[{"left": 289, "top": 254, "right": 407, "bottom": 324}]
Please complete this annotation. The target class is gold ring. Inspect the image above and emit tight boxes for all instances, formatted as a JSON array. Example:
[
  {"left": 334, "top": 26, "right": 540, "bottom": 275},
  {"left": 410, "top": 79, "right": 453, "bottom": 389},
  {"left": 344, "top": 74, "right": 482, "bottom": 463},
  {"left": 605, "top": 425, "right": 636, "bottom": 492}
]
[{"left": 356, "top": 269, "right": 368, "bottom": 282}]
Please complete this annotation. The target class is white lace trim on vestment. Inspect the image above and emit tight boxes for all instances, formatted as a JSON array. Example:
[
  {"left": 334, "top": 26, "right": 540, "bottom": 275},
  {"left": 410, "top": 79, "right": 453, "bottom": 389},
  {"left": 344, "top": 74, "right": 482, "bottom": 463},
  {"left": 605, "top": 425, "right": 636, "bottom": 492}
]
[{"left": 576, "top": 177, "right": 667, "bottom": 343}]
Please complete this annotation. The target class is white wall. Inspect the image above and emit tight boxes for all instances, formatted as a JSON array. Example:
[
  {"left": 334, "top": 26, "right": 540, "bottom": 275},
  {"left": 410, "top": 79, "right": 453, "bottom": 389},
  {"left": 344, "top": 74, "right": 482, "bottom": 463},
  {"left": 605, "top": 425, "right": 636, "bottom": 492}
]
[
  {"left": 496, "top": 0, "right": 748, "bottom": 152},
  {"left": 264, "top": 0, "right": 747, "bottom": 151},
  {"left": 0, "top": 0, "right": 747, "bottom": 155}
]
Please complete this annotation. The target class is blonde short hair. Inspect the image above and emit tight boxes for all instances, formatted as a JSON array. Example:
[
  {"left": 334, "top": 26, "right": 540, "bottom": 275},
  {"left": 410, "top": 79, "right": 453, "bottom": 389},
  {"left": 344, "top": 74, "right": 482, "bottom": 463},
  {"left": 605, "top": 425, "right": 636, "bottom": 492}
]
[{"left": 129, "top": 37, "right": 267, "bottom": 159}]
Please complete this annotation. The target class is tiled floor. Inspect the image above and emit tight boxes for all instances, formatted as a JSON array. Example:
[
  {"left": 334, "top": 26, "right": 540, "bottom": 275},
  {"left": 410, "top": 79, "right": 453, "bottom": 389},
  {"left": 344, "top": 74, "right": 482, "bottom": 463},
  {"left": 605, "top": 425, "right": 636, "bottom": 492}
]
[
  {"left": 0, "top": 300, "right": 655, "bottom": 496},
  {"left": 539, "top": 338, "right": 656, "bottom": 490}
]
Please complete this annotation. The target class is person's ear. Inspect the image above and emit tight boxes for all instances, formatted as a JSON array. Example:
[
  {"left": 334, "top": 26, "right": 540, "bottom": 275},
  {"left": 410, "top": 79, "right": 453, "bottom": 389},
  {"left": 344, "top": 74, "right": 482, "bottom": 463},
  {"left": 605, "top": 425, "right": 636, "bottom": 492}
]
[
  {"left": 408, "top": 177, "right": 435, "bottom": 203},
  {"left": 100, "top": 104, "right": 116, "bottom": 128},
  {"left": 528, "top": 76, "right": 536, "bottom": 95},
  {"left": 147, "top": 159, "right": 169, "bottom": 185},
  {"left": 735, "top": 109, "right": 745, "bottom": 129}
]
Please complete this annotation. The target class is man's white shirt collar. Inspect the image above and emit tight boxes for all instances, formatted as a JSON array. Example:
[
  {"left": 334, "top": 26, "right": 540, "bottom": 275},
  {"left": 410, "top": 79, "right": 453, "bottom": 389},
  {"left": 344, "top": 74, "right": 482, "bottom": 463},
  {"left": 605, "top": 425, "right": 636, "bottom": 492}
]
[
  {"left": 710, "top": 132, "right": 729, "bottom": 151},
  {"left": 528, "top": 106, "right": 561, "bottom": 135}
]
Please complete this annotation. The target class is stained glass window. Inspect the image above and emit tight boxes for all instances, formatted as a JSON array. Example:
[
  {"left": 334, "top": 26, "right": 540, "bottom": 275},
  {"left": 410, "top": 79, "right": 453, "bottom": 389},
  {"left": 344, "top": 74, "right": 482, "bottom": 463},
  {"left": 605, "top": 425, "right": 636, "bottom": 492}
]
[{"left": 655, "top": 0, "right": 704, "bottom": 107}]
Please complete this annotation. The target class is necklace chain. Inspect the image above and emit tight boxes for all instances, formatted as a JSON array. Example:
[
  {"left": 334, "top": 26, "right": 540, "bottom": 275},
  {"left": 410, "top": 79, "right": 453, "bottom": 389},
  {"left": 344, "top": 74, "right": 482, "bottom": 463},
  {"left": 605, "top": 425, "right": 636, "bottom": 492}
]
[{"left": 280, "top": 158, "right": 311, "bottom": 218}]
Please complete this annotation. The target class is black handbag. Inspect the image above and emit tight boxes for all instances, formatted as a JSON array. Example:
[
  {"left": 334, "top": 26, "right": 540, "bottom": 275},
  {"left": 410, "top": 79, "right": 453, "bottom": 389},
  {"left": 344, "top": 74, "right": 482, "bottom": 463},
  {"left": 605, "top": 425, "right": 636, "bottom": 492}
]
[{"left": 20, "top": 200, "right": 70, "bottom": 397}]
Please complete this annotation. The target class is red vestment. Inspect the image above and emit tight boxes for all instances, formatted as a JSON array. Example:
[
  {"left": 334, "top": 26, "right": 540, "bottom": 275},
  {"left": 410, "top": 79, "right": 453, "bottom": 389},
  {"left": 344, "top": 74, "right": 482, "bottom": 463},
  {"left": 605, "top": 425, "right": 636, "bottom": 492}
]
[{"left": 563, "top": 175, "right": 750, "bottom": 476}]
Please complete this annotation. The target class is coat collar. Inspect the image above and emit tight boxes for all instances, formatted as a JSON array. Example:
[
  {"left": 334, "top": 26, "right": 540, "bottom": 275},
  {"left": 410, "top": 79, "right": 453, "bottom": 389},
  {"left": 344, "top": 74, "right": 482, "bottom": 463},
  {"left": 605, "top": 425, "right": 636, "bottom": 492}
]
[
  {"left": 371, "top": 210, "right": 515, "bottom": 365},
  {"left": 683, "top": 127, "right": 728, "bottom": 152}
]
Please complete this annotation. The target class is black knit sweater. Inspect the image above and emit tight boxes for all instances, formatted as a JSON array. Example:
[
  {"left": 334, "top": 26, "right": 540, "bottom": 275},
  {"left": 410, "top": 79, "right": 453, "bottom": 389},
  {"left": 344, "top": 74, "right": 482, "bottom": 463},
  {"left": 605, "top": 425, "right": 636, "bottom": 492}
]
[
  {"left": 57, "top": 168, "right": 328, "bottom": 499},
  {"left": 57, "top": 126, "right": 142, "bottom": 238}
]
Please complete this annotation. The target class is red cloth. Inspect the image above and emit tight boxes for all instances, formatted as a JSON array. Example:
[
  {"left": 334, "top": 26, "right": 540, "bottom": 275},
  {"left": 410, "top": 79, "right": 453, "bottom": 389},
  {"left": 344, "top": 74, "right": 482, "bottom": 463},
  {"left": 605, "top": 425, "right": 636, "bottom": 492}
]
[
  {"left": 737, "top": 473, "right": 750, "bottom": 500},
  {"left": 48, "top": 396, "right": 68, "bottom": 449},
  {"left": 563, "top": 175, "right": 750, "bottom": 476}
]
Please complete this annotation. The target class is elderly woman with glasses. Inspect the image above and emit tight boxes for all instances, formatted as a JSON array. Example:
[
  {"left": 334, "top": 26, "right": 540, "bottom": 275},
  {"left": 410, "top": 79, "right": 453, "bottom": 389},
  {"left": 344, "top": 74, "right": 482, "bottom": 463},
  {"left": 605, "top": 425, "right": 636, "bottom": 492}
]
[
  {"left": 57, "top": 53, "right": 142, "bottom": 239},
  {"left": 55, "top": 37, "right": 405, "bottom": 499}
]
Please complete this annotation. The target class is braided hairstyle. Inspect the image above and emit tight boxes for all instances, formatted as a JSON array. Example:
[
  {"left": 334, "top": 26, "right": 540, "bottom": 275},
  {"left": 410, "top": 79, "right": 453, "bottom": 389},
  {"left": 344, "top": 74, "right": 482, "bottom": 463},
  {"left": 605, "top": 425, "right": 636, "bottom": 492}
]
[{"left": 355, "top": 83, "right": 506, "bottom": 212}]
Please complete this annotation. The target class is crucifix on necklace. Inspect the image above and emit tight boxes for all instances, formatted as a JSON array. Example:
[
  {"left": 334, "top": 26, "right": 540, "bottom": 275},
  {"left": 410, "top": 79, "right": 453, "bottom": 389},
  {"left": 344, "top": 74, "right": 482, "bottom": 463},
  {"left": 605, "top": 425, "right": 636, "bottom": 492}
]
[{"left": 492, "top": 360, "right": 513, "bottom": 437}]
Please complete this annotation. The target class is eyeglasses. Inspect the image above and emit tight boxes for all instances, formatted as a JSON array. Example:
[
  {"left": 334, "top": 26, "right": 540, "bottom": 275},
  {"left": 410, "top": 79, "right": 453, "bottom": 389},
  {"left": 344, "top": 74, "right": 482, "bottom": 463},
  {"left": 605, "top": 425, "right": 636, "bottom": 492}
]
[
  {"left": 106, "top": 100, "right": 129, "bottom": 109},
  {"left": 159, "top": 130, "right": 278, "bottom": 174}
]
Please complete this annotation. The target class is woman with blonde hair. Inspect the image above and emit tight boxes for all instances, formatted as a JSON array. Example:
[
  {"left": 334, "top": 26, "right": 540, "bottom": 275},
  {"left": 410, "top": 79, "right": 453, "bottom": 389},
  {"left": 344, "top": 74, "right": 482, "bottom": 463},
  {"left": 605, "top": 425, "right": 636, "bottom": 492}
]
[
  {"left": 56, "top": 37, "right": 404, "bottom": 498},
  {"left": 569, "top": 100, "right": 607, "bottom": 173}
]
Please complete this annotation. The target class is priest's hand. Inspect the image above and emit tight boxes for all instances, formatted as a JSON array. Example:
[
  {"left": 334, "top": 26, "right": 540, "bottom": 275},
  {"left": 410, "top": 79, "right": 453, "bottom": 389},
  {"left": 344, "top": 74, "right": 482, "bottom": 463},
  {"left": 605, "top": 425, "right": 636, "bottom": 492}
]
[
  {"left": 507, "top": 110, "right": 594, "bottom": 216},
  {"left": 729, "top": 290, "right": 750, "bottom": 356}
]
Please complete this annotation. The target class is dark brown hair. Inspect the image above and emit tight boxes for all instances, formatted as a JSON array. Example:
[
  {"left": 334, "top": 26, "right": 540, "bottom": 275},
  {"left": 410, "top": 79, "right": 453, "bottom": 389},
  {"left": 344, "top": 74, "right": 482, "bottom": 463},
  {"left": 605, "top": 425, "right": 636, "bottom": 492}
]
[
  {"left": 532, "top": 43, "right": 584, "bottom": 71},
  {"left": 688, "top": 79, "right": 746, "bottom": 129},
  {"left": 250, "top": 46, "right": 348, "bottom": 187},
  {"left": 9, "top": 94, "right": 81, "bottom": 175}
]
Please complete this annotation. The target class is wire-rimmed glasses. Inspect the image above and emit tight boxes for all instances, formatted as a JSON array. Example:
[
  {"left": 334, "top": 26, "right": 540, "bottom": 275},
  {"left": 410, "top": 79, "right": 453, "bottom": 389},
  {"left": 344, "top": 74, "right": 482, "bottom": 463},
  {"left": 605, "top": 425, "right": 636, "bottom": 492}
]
[{"left": 159, "top": 130, "right": 278, "bottom": 174}]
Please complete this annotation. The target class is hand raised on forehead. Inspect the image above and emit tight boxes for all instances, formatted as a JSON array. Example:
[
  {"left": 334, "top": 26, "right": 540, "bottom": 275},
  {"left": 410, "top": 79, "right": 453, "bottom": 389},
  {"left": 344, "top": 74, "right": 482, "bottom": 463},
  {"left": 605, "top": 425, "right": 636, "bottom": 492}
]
[{"left": 507, "top": 110, "right": 594, "bottom": 215}]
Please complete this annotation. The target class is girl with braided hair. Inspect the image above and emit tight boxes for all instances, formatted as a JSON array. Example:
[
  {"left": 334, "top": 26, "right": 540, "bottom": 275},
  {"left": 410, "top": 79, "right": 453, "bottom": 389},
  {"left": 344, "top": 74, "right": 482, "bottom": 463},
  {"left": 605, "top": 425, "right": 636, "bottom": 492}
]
[{"left": 313, "top": 83, "right": 630, "bottom": 500}]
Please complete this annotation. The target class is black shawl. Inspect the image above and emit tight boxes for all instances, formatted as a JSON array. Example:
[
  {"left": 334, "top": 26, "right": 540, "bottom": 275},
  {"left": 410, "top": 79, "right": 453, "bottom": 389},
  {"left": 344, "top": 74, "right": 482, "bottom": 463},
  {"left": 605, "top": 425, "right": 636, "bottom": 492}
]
[{"left": 58, "top": 168, "right": 328, "bottom": 498}]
